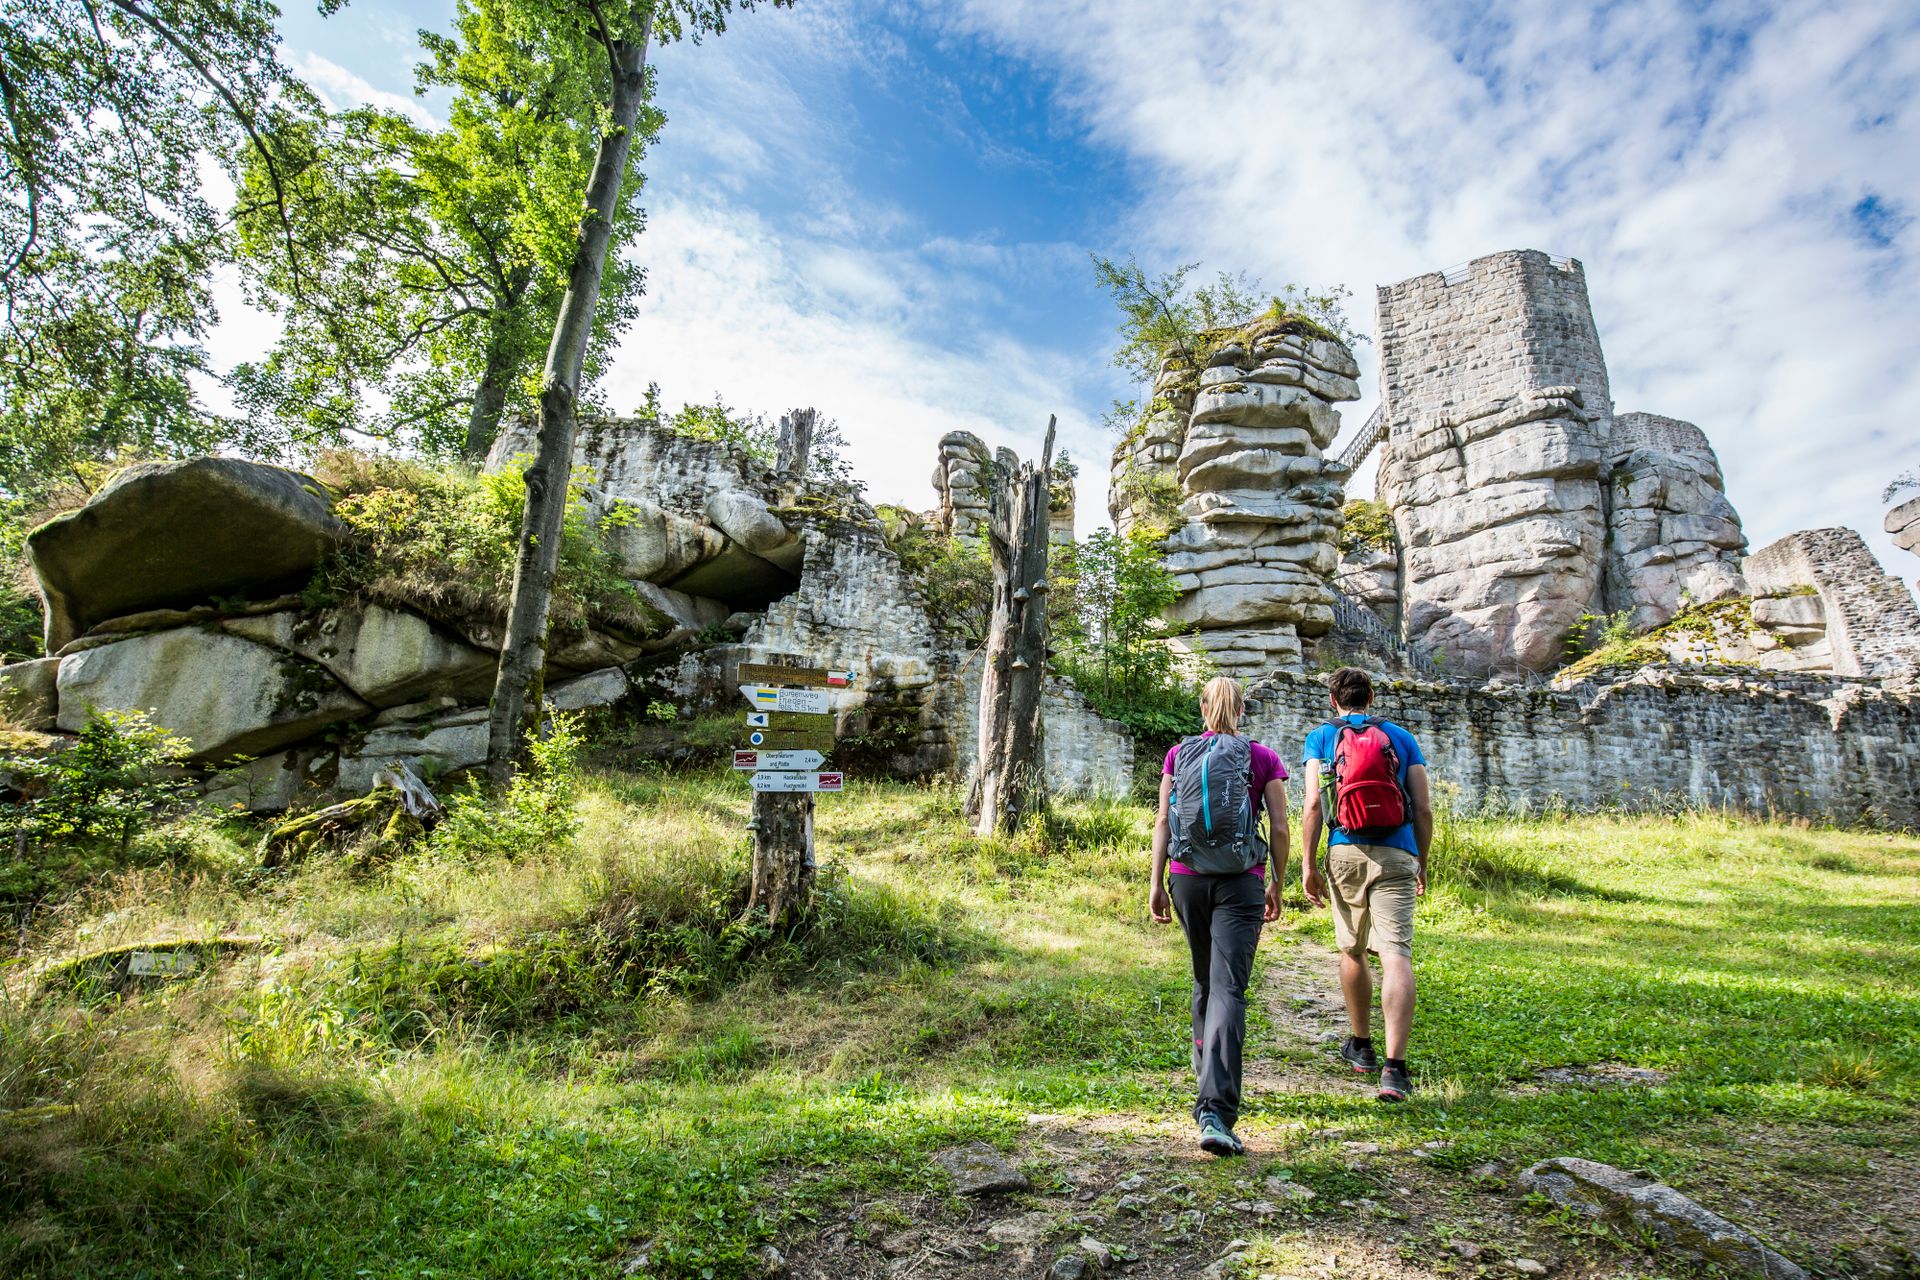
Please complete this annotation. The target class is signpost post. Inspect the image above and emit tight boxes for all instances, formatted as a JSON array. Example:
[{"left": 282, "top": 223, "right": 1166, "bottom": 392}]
[{"left": 738, "top": 664, "right": 854, "bottom": 927}]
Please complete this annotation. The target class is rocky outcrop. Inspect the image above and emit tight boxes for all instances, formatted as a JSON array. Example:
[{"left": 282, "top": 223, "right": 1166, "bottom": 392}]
[
  {"left": 1158, "top": 329, "right": 1358, "bottom": 677},
  {"left": 1745, "top": 529, "right": 1920, "bottom": 682},
  {"left": 490, "top": 414, "right": 805, "bottom": 612},
  {"left": 223, "top": 605, "right": 496, "bottom": 709},
  {"left": 1108, "top": 361, "right": 1194, "bottom": 539},
  {"left": 930, "top": 431, "right": 994, "bottom": 539},
  {"left": 1889, "top": 496, "right": 1920, "bottom": 562},
  {"left": 56, "top": 629, "right": 371, "bottom": 763},
  {"left": 0, "top": 656, "right": 60, "bottom": 730},
  {"left": 1605, "top": 412, "right": 1746, "bottom": 628},
  {"left": 1519, "top": 1158, "right": 1805, "bottom": 1280},
  {"left": 1380, "top": 386, "right": 1607, "bottom": 677},
  {"left": 27, "top": 458, "right": 343, "bottom": 651}
]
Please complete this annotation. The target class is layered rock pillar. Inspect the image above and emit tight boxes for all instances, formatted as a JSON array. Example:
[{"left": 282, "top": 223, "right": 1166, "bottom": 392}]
[
  {"left": 1376, "top": 251, "right": 1612, "bottom": 677},
  {"left": 1158, "top": 326, "right": 1360, "bottom": 677}
]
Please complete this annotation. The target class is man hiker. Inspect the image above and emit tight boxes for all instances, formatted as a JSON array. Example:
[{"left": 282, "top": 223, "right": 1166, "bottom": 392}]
[
  {"left": 1300, "top": 667, "right": 1434, "bottom": 1103},
  {"left": 1148, "top": 676, "right": 1290, "bottom": 1155}
]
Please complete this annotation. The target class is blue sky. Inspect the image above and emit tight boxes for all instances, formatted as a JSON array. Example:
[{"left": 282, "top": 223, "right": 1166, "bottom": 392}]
[{"left": 229, "top": 0, "right": 1920, "bottom": 573}]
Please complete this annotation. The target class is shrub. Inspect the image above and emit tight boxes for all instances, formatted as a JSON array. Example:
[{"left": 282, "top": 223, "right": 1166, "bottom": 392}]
[
  {"left": 429, "top": 714, "right": 585, "bottom": 862},
  {"left": 1338, "top": 499, "right": 1395, "bottom": 555},
  {"left": 306, "top": 449, "right": 654, "bottom": 638},
  {"left": 2, "top": 709, "right": 191, "bottom": 856}
]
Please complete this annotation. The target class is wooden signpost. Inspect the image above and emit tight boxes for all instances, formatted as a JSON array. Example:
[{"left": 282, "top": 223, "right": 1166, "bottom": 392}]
[{"left": 739, "top": 661, "right": 854, "bottom": 927}]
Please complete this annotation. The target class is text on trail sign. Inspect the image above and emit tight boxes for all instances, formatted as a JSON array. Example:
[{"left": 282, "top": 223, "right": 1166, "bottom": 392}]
[
  {"left": 737, "top": 663, "right": 857, "bottom": 689},
  {"left": 740, "top": 685, "right": 832, "bottom": 715},
  {"left": 748, "top": 771, "right": 845, "bottom": 793},
  {"left": 746, "top": 728, "right": 836, "bottom": 752},
  {"left": 733, "top": 750, "right": 826, "bottom": 771}
]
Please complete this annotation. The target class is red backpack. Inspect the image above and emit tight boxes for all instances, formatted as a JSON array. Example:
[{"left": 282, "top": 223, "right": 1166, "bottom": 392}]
[{"left": 1326, "top": 717, "right": 1408, "bottom": 836}]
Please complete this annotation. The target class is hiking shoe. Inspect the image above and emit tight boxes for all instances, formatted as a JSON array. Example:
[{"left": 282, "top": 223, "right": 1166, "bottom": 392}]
[
  {"left": 1197, "top": 1114, "right": 1244, "bottom": 1157},
  {"left": 1378, "top": 1062, "right": 1412, "bottom": 1102},
  {"left": 1339, "top": 1036, "right": 1379, "bottom": 1074}
]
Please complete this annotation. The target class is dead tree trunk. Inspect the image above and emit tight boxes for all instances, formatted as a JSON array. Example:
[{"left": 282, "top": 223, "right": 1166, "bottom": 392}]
[
  {"left": 485, "top": 21, "right": 651, "bottom": 782},
  {"left": 966, "top": 415, "right": 1057, "bottom": 837},
  {"left": 775, "top": 407, "right": 815, "bottom": 486},
  {"left": 748, "top": 790, "right": 816, "bottom": 927}
]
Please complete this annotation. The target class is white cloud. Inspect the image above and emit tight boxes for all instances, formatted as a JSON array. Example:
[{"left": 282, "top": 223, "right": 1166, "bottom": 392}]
[
  {"left": 291, "top": 52, "right": 439, "bottom": 128},
  {"left": 937, "top": 0, "right": 1920, "bottom": 573}
]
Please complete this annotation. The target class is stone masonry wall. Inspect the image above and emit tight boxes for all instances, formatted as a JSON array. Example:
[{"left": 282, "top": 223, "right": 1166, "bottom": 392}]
[
  {"left": 1243, "top": 669, "right": 1920, "bottom": 828},
  {"left": 1744, "top": 529, "right": 1920, "bottom": 684},
  {"left": 953, "top": 660, "right": 1134, "bottom": 798}
]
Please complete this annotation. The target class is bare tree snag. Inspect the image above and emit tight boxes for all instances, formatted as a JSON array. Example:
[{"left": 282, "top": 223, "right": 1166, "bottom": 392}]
[
  {"left": 748, "top": 790, "right": 816, "bottom": 927},
  {"left": 486, "top": 20, "right": 651, "bottom": 781},
  {"left": 775, "top": 406, "right": 815, "bottom": 486},
  {"left": 966, "top": 415, "right": 1057, "bottom": 837}
]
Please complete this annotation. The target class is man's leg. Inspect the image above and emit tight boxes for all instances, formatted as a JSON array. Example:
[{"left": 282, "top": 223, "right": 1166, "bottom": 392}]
[
  {"left": 1168, "top": 875, "right": 1214, "bottom": 1114},
  {"left": 1197, "top": 874, "right": 1265, "bottom": 1131},
  {"left": 1340, "top": 950, "right": 1373, "bottom": 1038},
  {"left": 1379, "top": 953, "right": 1416, "bottom": 1060}
]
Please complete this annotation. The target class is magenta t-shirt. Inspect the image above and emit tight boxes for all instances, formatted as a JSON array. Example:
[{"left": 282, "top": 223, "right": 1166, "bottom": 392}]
[{"left": 1165, "top": 733, "right": 1288, "bottom": 877}]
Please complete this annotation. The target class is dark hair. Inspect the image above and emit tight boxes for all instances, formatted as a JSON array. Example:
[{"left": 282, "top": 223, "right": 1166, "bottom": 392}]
[{"left": 1328, "top": 667, "right": 1374, "bottom": 711}]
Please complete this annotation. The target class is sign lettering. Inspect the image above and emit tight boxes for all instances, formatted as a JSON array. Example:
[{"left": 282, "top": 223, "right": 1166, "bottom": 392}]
[
  {"left": 748, "top": 771, "right": 846, "bottom": 794},
  {"left": 733, "top": 750, "right": 827, "bottom": 771},
  {"left": 739, "top": 685, "right": 832, "bottom": 715},
  {"left": 738, "top": 663, "right": 857, "bottom": 689}
]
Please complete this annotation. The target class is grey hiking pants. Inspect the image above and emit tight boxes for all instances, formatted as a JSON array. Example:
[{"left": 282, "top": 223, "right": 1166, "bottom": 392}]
[{"left": 1170, "top": 871, "right": 1264, "bottom": 1129}]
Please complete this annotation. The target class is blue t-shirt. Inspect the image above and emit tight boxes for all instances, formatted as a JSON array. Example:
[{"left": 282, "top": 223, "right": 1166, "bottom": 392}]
[{"left": 1303, "top": 715, "right": 1426, "bottom": 856}]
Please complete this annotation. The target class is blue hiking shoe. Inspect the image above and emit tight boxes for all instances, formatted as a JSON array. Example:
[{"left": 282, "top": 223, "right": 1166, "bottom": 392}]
[{"left": 1198, "top": 1113, "right": 1244, "bottom": 1157}]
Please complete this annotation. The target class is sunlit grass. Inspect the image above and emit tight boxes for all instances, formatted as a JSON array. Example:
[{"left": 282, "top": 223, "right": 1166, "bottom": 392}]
[{"left": 2, "top": 771, "right": 1916, "bottom": 1277}]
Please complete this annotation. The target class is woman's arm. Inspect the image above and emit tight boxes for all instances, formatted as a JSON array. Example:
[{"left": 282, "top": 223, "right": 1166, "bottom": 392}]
[
  {"left": 1263, "top": 777, "right": 1290, "bottom": 921},
  {"left": 1148, "top": 772, "right": 1173, "bottom": 923}
]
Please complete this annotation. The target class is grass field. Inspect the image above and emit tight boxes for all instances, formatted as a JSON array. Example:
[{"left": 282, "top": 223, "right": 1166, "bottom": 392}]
[{"left": 2, "top": 770, "right": 1916, "bottom": 1278}]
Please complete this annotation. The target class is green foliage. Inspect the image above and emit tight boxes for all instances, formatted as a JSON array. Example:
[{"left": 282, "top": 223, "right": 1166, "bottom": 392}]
[
  {"left": 1048, "top": 450, "right": 1078, "bottom": 513},
  {"left": 0, "top": 509, "right": 43, "bottom": 662},
  {"left": 1337, "top": 499, "right": 1396, "bottom": 554},
  {"left": 881, "top": 515, "right": 994, "bottom": 645},
  {"left": 1091, "top": 253, "right": 1368, "bottom": 435},
  {"left": 0, "top": 708, "right": 191, "bottom": 874},
  {"left": 0, "top": 0, "right": 291, "bottom": 502},
  {"left": 1109, "top": 462, "right": 1185, "bottom": 541},
  {"left": 655, "top": 386, "right": 777, "bottom": 464},
  {"left": 1560, "top": 597, "right": 1756, "bottom": 679},
  {"left": 431, "top": 714, "right": 585, "bottom": 862},
  {"left": 1052, "top": 529, "right": 1204, "bottom": 741},
  {"left": 306, "top": 449, "right": 651, "bottom": 637}
]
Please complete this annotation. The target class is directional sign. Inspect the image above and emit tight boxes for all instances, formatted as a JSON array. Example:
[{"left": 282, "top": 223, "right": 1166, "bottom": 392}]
[
  {"left": 734, "top": 750, "right": 826, "bottom": 771},
  {"left": 744, "top": 728, "right": 836, "bottom": 753},
  {"left": 740, "top": 684, "right": 832, "bottom": 715},
  {"left": 749, "top": 771, "right": 845, "bottom": 793},
  {"left": 744, "top": 710, "right": 832, "bottom": 729},
  {"left": 738, "top": 663, "right": 857, "bottom": 689}
]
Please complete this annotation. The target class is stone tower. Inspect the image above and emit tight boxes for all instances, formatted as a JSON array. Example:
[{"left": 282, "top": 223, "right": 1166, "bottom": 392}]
[{"left": 1376, "top": 250, "right": 1613, "bottom": 677}]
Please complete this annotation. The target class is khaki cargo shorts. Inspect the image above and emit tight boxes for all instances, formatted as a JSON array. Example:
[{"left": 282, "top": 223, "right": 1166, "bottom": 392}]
[{"left": 1328, "top": 843, "right": 1419, "bottom": 958}]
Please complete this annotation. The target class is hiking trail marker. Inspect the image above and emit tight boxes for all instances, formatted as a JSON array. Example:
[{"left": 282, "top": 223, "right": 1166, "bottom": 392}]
[
  {"left": 739, "top": 684, "right": 832, "bottom": 715},
  {"left": 748, "top": 770, "right": 845, "bottom": 793},
  {"left": 738, "top": 659, "right": 854, "bottom": 924},
  {"left": 733, "top": 750, "right": 826, "bottom": 772}
]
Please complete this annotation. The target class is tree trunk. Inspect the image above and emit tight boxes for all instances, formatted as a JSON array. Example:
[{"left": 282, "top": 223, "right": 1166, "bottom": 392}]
[
  {"left": 485, "top": 22, "right": 651, "bottom": 782},
  {"left": 775, "top": 406, "right": 815, "bottom": 486},
  {"left": 461, "top": 313, "right": 519, "bottom": 463},
  {"left": 748, "top": 790, "right": 815, "bottom": 927},
  {"left": 965, "top": 415, "right": 1057, "bottom": 837}
]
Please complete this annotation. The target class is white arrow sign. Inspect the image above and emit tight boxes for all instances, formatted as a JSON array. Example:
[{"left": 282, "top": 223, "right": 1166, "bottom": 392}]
[
  {"left": 746, "top": 711, "right": 769, "bottom": 727},
  {"left": 740, "top": 685, "right": 832, "bottom": 715},
  {"left": 733, "top": 750, "right": 826, "bottom": 771},
  {"left": 748, "top": 771, "right": 845, "bottom": 793}
]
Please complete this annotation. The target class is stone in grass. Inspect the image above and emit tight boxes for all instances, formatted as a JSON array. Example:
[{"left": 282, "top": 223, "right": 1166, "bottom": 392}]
[
  {"left": 1049, "top": 1253, "right": 1089, "bottom": 1280},
  {"left": 1078, "top": 1237, "right": 1116, "bottom": 1269},
  {"left": 1509, "top": 1261, "right": 1548, "bottom": 1276},
  {"left": 934, "top": 1141, "right": 1031, "bottom": 1196},
  {"left": 1518, "top": 1158, "right": 1806, "bottom": 1280},
  {"left": 1115, "top": 1194, "right": 1153, "bottom": 1217},
  {"left": 985, "top": 1212, "right": 1055, "bottom": 1247}
]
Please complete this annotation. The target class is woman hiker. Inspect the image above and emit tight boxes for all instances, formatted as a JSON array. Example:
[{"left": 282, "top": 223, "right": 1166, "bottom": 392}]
[{"left": 1148, "top": 676, "right": 1290, "bottom": 1155}]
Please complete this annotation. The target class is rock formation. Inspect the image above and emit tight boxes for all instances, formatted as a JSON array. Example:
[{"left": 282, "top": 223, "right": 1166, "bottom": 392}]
[
  {"left": 930, "top": 431, "right": 994, "bottom": 539},
  {"left": 1375, "top": 251, "right": 1613, "bottom": 678},
  {"left": 1152, "top": 326, "right": 1359, "bottom": 677},
  {"left": 1108, "top": 361, "right": 1194, "bottom": 539},
  {"left": 28, "top": 458, "right": 343, "bottom": 652},
  {"left": 1604, "top": 412, "right": 1746, "bottom": 628},
  {"left": 1745, "top": 528, "right": 1920, "bottom": 682},
  {"left": 1889, "top": 495, "right": 1920, "bottom": 563}
]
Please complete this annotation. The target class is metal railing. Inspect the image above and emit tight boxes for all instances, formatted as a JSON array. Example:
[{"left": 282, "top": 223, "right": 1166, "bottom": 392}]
[
  {"left": 1335, "top": 404, "right": 1387, "bottom": 471},
  {"left": 1327, "top": 584, "right": 1444, "bottom": 680}
]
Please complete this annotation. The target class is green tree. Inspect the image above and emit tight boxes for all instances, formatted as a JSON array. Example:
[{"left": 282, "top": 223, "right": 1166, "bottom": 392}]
[
  {"left": 486, "top": 0, "right": 789, "bottom": 780},
  {"left": 1053, "top": 528, "right": 1200, "bottom": 737},
  {"left": 0, "top": 0, "right": 296, "bottom": 502},
  {"left": 231, "top": 0, "right": 662, "bottom": 460}
]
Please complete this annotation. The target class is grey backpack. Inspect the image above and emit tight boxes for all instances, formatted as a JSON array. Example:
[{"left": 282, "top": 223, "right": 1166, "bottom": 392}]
[{"left": 1170, "top": 734, "right": 1265, "bottom": 875}]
